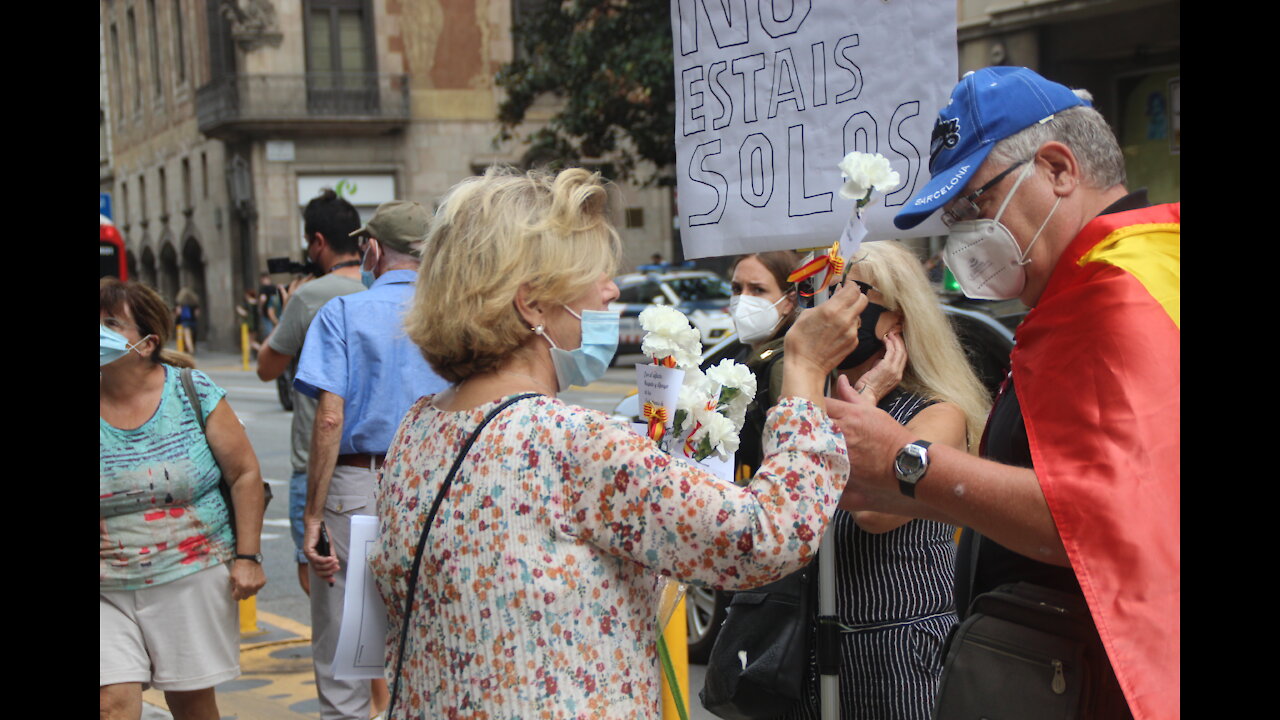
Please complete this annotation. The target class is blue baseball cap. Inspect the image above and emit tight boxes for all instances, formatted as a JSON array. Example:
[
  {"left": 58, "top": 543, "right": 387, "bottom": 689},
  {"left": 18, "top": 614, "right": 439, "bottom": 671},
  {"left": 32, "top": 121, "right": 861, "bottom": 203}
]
[{"left": 894, "top": 67, "right": 1089, "bottom": 230}]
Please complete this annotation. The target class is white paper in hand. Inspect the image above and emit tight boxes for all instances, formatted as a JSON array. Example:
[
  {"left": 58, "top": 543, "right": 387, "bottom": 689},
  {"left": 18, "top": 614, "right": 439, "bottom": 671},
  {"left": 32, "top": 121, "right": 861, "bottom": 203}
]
[{"left": 332, "top": 514, "right": 389, "bottom": 680}]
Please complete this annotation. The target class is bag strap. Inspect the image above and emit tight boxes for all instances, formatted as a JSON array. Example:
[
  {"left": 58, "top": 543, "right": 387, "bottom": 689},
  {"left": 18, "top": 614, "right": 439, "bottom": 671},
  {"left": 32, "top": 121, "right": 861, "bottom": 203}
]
[
  {"left": 179, "top": 368, "right": 205, "bottom": 433},
  {"left": 386, "top": 392, "right": 541, "bottom": 720}
]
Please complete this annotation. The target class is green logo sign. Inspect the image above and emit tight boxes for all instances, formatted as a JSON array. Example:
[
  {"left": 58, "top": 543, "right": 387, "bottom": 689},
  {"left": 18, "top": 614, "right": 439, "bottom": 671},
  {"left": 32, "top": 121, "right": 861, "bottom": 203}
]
[{"left": 334, "top": 178, "right": 359, "bottom": 198}]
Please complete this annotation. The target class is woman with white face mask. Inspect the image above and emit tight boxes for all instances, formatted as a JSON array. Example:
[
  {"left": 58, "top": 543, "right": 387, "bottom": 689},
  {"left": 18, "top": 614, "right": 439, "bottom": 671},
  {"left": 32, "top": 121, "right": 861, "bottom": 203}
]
[
  {"left": 726, "top": 251, "right": 804, "bottom": 486},
  {"left": 371, "top": 167, "right": 870, "bottom": 719}
]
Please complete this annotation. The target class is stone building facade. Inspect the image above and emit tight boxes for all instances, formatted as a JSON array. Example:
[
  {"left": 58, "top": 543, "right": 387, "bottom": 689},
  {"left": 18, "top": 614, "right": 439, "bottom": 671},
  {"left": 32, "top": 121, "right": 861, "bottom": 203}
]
[{"left": 101, "top": 0, "right": 674, "bottom": 351}]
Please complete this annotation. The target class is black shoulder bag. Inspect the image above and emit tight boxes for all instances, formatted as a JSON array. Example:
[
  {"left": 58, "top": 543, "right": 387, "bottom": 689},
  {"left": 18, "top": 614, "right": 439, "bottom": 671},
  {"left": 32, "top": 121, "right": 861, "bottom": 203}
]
[
  {"left": 698, "top": 562, "right": 814, "bottom": 719},
  {"left": 179, "top": 368, "right": 273, "bottom": 536},
  {"left": 385, "top": 393, "right": 540, "bottom": 720},
  {"left": 931, "top": 532, "right": 1110, "bottom": 720}
]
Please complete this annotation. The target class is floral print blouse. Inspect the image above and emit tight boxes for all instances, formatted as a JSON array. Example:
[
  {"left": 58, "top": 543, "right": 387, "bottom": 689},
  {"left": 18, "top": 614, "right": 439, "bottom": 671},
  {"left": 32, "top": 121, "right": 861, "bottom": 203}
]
[{"left": 370, "top": 393, "right": 849, "bottom": 719}]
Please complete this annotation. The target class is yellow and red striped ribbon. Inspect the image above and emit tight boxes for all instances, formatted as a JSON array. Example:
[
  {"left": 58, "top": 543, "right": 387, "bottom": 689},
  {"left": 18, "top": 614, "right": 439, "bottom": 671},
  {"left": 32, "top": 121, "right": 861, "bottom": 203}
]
[
  {"left": 643, "top": 402, "right": 669, "bottom": 442},
  {"left": 656, "top": 355, "right": 678, "bottom": 368},
  {"left": 786, "top": 239, "right": 845, "bottom": 297}
]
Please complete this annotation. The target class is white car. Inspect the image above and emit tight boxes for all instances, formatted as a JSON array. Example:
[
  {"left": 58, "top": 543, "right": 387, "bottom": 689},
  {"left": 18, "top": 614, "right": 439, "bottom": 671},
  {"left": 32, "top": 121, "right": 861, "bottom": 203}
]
[{"left": 611, "top": 267, "right": 734, "bottom": 358}]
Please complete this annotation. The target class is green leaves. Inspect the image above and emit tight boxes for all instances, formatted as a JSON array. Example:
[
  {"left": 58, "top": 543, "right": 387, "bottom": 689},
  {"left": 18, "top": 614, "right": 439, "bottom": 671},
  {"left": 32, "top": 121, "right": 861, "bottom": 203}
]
[{"left": 496, "top": 0, "right": 676, "bottom": 185}]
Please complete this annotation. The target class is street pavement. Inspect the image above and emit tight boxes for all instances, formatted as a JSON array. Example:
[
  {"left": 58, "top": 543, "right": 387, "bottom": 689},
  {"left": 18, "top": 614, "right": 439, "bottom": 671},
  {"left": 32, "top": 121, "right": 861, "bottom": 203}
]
[{"left": 138, "top": 347, "right": 717, "bottom": 719}]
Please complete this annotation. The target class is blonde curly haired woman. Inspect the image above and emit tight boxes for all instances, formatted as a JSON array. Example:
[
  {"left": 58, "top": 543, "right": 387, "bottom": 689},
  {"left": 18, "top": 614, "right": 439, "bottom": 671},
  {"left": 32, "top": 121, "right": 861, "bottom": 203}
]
[
  {"left": 369, "top": 166, "right": 873, "bottom": 719},
  {"left": 778, "top": 240, "right": 991, "bottom": 720}
]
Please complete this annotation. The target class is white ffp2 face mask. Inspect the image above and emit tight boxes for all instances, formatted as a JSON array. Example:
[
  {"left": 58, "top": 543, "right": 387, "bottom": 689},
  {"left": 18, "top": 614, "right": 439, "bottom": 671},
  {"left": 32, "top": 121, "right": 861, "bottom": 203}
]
[
  {"left": 729, "top": 294, "right": 787, "bottom": 345},
  {"left": 943, "top": 161, "right": 1060, "bottom": 301}
]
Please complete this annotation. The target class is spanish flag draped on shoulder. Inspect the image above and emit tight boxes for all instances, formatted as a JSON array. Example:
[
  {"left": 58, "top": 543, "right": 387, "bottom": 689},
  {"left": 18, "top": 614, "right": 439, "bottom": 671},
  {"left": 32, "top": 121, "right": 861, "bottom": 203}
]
[{"left": 1012, "top": 203, "right": 1180, "bottom": 720}]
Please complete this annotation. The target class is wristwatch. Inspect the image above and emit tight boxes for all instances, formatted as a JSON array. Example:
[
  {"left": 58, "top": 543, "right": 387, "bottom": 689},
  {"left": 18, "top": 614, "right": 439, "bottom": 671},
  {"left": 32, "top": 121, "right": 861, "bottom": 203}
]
[
  {"left": 234, "top": 553, "right": 264, "bottom": 564},
  {"left": 894, "top": 440, "right": 933, "bottom": 498}
]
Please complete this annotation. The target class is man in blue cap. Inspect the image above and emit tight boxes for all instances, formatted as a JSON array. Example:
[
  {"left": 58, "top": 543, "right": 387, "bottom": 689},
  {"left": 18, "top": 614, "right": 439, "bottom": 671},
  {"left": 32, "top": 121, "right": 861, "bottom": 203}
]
[{"left": 830, "top": 67, "right": 1179, "bottom": 720}]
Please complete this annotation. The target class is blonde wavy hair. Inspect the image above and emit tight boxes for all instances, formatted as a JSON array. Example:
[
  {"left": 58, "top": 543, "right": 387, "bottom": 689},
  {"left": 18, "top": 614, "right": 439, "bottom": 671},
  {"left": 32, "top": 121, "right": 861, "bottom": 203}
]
[
  {"left": 406, "top": 166, "right": 621, "bottom": 383},
  {"left": 848, "top": 241, "right": 991, "bottom": 453}
]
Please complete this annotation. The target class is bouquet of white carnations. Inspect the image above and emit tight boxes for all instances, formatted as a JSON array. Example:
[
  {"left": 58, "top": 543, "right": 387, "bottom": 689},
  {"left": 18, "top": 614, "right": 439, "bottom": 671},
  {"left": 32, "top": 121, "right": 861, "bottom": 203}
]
[
  {"left": 636, "top": 305, "right": 700, "bottom": 444},
  {"left": 671, "top": 358, "right": 756, "bottom": 463}
]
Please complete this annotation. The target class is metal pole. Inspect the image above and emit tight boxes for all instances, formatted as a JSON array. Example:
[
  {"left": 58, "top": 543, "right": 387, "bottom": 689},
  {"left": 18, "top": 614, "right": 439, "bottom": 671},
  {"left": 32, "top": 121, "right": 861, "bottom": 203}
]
[
  {"left": 241, "top": 322, "right": 251, "bottom": 371},
  {"left": 798, "top": 253, "right": 840, "bottom": 720},
  {"left": 818, "top": 531, "right": 839, "bottom": 719}
]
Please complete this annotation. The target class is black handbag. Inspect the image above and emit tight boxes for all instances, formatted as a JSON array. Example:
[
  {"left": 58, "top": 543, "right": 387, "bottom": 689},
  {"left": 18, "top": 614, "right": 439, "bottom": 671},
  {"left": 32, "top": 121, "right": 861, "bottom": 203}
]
[
  {"left": 932, "top": 581, "right": 1097, "bottom": 720},
  {"left": 698, "top": 563, "right": 814, "bottom": 720},
  {"left": 179, "top": 368, "right": 273, "bottom": 534}
]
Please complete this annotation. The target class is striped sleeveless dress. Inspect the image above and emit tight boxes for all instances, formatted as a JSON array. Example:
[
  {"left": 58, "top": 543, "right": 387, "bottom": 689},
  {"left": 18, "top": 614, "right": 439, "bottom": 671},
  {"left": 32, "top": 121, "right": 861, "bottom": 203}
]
[{"left": 781, "top": 388, "right": 958, "bottom": 720}]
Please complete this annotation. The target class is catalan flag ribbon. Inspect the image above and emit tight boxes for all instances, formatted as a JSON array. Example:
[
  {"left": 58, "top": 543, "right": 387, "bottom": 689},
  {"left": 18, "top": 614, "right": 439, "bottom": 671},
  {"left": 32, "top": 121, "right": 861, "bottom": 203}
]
[
  {"left": 657, "top": 356, "right": 678, "bottom": 369},
  {"left": 643, "top": 402, "right": 669, "bottom": 442},
  {"left": 1013, "top": 203, "right": 1179, "bottom": 720},
  {"left": 786, "top": 239, "right": 845, "bottom": 297}
]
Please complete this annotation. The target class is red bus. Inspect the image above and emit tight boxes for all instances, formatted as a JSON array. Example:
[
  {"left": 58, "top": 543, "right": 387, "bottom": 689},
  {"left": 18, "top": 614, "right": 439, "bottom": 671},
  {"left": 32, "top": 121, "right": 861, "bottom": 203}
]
[{"left": 100, "top": 214, "right": 128, "bottom": 281}]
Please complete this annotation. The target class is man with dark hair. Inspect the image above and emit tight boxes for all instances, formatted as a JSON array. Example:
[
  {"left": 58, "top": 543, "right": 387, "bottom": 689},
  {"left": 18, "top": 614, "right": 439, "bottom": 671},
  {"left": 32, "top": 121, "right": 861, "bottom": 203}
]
[
  {"left": 257, "top": 188, "right": 366, "bottom": 598},
  {"left": 295, "top": 199, "right": 448, "bottom": 720},
  {"left": 831, "top": 67, "right": 1178, "bottom": 720}
]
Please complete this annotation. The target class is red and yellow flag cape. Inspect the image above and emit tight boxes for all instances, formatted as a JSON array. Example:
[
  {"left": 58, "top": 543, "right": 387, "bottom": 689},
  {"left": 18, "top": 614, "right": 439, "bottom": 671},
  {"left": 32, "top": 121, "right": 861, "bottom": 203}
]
[{"left": 1012, "top": 203, "right": 1179, "bottom": 720}]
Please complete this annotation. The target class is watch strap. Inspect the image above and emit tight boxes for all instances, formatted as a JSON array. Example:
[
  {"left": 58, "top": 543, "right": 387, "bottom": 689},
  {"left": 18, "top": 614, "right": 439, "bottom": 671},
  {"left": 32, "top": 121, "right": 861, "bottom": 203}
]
[{"left": 234, "top": 553, "right": 262, "bottom": 563}]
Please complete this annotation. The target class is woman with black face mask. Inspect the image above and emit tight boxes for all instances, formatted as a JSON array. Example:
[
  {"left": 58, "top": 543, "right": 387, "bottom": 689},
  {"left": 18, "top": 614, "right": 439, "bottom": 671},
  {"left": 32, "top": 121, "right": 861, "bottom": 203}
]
[{"left": 774, "top": 240, "right": 991, "bottom": 720}]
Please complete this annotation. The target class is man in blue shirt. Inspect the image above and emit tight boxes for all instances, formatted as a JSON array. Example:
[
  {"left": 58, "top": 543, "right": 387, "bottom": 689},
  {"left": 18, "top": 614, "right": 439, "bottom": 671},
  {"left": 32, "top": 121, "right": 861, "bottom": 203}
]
[{"left": 295, "top": 199, "right": 450, "bottom": 720}]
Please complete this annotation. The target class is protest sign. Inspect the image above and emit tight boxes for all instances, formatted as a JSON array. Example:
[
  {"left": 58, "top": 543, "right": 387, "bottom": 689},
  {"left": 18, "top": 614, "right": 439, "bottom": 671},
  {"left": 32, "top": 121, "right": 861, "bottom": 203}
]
[{"left": 670, "top": 0, "right": 956, "bottom": 258}]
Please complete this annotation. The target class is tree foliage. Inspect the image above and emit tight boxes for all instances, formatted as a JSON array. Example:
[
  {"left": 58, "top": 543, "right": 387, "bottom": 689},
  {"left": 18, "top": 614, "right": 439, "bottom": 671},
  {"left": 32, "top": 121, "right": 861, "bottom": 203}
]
[{"left": 496, "top": 0, "right": 675, "bottom": 186}]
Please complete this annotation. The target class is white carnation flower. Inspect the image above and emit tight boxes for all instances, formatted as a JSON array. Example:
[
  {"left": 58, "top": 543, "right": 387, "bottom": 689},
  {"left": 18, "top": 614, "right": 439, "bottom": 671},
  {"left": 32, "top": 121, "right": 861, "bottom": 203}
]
[
  {"left": 706, "top": 358, "right": 756, "bottom": 398},
  {"left": 838, "top": 152, "right": 901, "bottom": 202},
  {"left": 673, "top": 376, "right": 712, "bottom": 437},
  {"left": 640, "top": 306, "right": 702, "bottom": 368},
  {"left": 690, "top": 409, "right": 738, "bottom": 461}
]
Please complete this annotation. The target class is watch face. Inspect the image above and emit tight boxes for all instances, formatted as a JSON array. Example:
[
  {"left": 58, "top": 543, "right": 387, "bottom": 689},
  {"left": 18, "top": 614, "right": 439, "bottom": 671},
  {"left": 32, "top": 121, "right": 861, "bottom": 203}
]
[{"left": 896, "top": 445, "right": 927, "bottom": 479}]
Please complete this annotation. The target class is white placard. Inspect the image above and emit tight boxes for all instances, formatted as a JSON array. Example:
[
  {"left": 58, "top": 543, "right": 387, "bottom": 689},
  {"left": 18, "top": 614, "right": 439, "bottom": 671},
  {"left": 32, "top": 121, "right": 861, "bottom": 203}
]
[
  {"left": 333, "top": 515, "right": 389, "bottom": 680},
  {"left": 669, "top": 0, "right": 957, "bottom": 258}
]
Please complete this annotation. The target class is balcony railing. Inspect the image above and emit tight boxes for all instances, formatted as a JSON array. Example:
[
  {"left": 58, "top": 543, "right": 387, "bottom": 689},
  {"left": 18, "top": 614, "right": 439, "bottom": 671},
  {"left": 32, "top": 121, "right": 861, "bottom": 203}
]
[{"left": 196, "top": 73, "right": 410, "bottom": 137}]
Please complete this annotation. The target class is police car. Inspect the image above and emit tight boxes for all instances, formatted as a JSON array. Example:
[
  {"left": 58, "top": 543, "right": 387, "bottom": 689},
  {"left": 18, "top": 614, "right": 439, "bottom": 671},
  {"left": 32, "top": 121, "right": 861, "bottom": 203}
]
[{"left": 611, "top": 265, "right": 735, "bottom": 359}]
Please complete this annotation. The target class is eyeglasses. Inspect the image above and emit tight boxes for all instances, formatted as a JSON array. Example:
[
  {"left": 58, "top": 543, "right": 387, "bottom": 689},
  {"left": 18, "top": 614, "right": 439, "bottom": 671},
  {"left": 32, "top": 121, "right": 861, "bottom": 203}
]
[
  {"left": 941, "top": 159, "right": 1028, "bottom": 228},
  {"left": 852, "top": 280, "right": 877, "bottom": 295}
]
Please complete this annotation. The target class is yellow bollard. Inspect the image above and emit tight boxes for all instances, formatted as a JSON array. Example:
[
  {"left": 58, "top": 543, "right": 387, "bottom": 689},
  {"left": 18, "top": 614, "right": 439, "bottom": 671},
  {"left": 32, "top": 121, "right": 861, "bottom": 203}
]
[
  {"left": 660, "top": 585, "right": 690, "bottom": 720},
  {"left": 176, "top": 329, "right": 186, "bottom": 354},
  {"left": 239, "top": 596, "right": 265, "bottom": 636},
  {"left": 241, "top": 322, "right": 251, "bottom": 371}
]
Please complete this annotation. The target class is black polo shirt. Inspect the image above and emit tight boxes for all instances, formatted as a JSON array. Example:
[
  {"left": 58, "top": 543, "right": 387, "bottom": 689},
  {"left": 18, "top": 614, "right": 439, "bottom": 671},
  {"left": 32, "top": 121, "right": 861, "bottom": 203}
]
[{"left": 952, "top": 189, "right": 1149, "bottom": 618}]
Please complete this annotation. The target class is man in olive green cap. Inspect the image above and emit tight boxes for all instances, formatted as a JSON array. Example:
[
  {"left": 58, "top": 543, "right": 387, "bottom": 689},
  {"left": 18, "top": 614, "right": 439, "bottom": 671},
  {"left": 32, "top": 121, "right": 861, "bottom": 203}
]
[
  {"left": 348, "top": 199, "right": 432, "bottom": 258},
  {"left": 294, "top": 198, "right": 449, "bottom": 720}
]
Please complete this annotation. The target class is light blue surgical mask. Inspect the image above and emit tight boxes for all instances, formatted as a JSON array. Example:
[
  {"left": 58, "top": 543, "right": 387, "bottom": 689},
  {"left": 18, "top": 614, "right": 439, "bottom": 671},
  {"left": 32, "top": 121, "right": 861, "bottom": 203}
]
[
  {"left": 360, "top": 241, "right": 378, "bottom": 289},
  {"left": 100, "top": 324, "right": 152, "bottom": 366},
  {"left": 536, "top": 307, "right": 620, "bottom": 390}
]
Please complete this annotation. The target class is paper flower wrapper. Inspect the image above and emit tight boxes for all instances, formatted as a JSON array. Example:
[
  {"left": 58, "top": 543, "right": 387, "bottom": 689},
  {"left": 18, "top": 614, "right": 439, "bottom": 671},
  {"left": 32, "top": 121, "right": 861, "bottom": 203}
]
[{"left": 636, "top": 363, "right": 685, "bottom": 444}]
